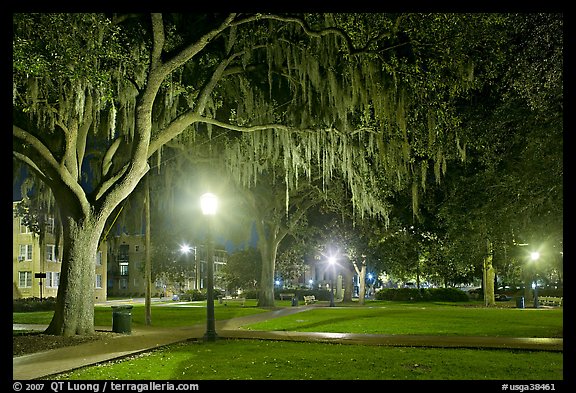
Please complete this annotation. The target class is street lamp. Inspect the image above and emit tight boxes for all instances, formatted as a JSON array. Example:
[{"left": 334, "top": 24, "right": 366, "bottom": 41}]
[
  {"left": 530, "top": 252, "right": 540, "bottom": 308},
  {"left": 200, "top": 192, "right": 218, "bottom": 341},
  {"left": 179, "top": 244, "right": 192, "bottom": 292},
  {"left": 328, "top": 257, "right": 336, "bottom": 307}
]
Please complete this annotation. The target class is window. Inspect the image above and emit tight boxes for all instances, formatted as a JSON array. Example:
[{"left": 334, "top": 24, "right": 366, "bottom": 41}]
[
  {"left": 46, "top": 217, "right": 55, "bottom": 234},
  {"left": 19, "top": 219, "right": 31, "bottom": 234},
  {"left": 46, "top": 272, "right": 60, "bottom": 288},
  {"left": 46, "top": 244, "right": 57, "bottom": 262},
  {"left": 119, "top": 263, "right": 129, "bottom": 276},
  {"left": 96, "top": 251, "right": 102, "bottom": 266},
  {"left": 19, "top": 244, "right": 33, "bottom": 261},
  {"left": 118, "top": 244, "right": 129, "bottom": 262},
  {"left": 119, "top": 278, "right": 128, "bottom": 289},
  {"left": 18, "top": 271, "right": 32, "bottom": 288},
  {"left": 95, "top": 274, "right": 102, "bottom": 289}
]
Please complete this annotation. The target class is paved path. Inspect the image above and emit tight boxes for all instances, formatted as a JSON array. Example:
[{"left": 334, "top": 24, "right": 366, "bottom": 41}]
[{"left": 13, "top": 306, "right": 563, "bottom": 380}]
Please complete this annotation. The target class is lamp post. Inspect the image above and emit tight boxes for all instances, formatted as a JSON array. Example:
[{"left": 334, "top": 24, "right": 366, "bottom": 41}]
[
  {"left": 179, "top": 244, "right": 191, "bottom": 291},
  {"left": 201, "top": 192, "right": 218, "bottom": 341},
  {"left": 530, "top": 252, "right": 540, "bottom": 308},
  {"left": 328, "top": 257, "right": 335, "bottom": 307}
]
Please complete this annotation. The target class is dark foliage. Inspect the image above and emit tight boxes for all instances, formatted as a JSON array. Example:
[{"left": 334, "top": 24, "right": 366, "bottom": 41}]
[
  {"left": 13, "top": 297, "right": 57, "bottom": 312},
  {"left": 375, "top": 288, "right": 469, "bottom": 302}
]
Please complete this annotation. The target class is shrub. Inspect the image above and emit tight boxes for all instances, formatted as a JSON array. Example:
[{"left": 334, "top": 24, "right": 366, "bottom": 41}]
[
  {"left": 376, "top": 288, "right": 422, "bottom": 301},
  {"left": 375, "top": 288, "right": 469, "bottom": 302},
  {"left": 428, "top": 287, "right": 469, "bottom": 302},
  {"left": 180, "top": 289, "right": 208, "bottom": 301},
  {"left": 13, "top": 297, "right": 57, "bottom": 312}
]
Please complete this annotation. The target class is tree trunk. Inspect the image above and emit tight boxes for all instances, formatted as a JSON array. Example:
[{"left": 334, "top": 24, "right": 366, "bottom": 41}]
[
  {"left": 258, "top": 235, "right": 278, "bottom": 307},
  {"left": 342, "top": 264, "right": 354, "bottom": 303},
  {"left": 523, "top": 269, "right": 533, "bottom": 304},
  {"left": 358, "top": 261, "right": 367, "bottom": 305},
  {"left": 45, "top": 217, "right": 104, "bottom": 336},
  {"left": 144, "top": 175, "right": 152, "bottom": 326},
  {"left": 483, "top": 240, "right": 495, "bottom": 306}
]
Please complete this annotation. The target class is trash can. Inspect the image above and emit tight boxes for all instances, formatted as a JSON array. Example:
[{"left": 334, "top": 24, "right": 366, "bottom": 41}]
[
  {"left": 112, "top": 305, "right": 133, "bottom": 334},
  {"left": 515, "top": 296, "right": 525, "bottom": 309},
  {"left": 291, "top": 296, "right": 298, "bottom": 307}
]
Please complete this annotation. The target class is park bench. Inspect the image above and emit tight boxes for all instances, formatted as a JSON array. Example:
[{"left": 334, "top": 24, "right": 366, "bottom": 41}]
[
  {"left": 303, "top": 295, "right": 316, "bottom": 305},
  {"left": 279, "top": 293, "right": 295, "bottom": 301},
  {"left": 220, "top": 296, "right": 246, "bottom": 306},
  {"left": 538, "top": 296, "right": 563, "bottom": 307}
]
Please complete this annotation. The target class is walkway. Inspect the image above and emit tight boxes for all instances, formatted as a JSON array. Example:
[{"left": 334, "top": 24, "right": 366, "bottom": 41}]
[{"left": 13, "top": 306, "right": 563, "bottom": 380}]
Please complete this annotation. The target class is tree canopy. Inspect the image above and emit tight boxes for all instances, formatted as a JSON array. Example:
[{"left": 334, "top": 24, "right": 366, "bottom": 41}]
[{"left": 12, "top": 13, "right": 562, "bottom": 334}]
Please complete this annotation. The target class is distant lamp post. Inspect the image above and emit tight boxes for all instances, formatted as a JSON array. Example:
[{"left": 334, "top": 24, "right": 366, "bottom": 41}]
[
  {"left": 179, "top": 244, "right": 192, "bottom": 291},
  {"left": 201, "top": 192, "right": 218, "bottom": 341},
  {"left": 530, "top": 252, "right": 540, "bottom": 308},
  {"left": 367, "top": 273, "right": 374, "bottom": 298},
  {"left": 328, "top": 257, "right": 336, "bottom": 307}
]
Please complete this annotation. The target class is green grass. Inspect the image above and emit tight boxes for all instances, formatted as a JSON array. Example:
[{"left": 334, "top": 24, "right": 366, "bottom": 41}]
[
  {"left": 13, "top": 300, "right": 563, "bottom": 338},
  {"left": 242, "top": 303, "right": 564, "bottom": 338},
  {"left": 13, "top": 299, "right": 270, "bottom": 328},
  {"left": 48, "top": 340, "right": 563, "bottom": 380},
  {"left": 16, "top": 300, "right": 564, "bottom": 380}
]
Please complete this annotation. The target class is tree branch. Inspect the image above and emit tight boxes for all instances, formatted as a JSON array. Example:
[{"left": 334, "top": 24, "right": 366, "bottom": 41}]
[
  {"left": 150, "top": 13, "right": 165, "bottom": 71},
  {"left": 13, "top": 125, "right": 89, "bottom": 213},
  {"left": 160, "top": 13, "right": 238, "bottom": 76}
]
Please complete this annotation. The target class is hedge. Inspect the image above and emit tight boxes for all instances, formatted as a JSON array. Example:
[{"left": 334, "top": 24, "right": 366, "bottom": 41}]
[
  {"left": 13, "top": 297, "right": 57, "bottom": 312},
  {"left": 375, "top": 287, "right": 469, "bottom": 302}
]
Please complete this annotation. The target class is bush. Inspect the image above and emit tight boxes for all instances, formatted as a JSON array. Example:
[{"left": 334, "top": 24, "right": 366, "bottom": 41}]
[
  {"left": 376, "top": 288, "right": 422, "bottom": 301},
  {"left": 428, "top": 287, "right": 469, "bottom": 302},
  {"left": 13, "top": 297, "right": 57, "bottom": 312},
  {"left": 375, "top": 287, "right": 469, "bottom": 302}
]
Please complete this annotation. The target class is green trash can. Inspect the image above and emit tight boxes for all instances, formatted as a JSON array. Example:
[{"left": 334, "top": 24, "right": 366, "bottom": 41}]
[{"left": 112, "top": 305, "right": 133, "bottom": 334}]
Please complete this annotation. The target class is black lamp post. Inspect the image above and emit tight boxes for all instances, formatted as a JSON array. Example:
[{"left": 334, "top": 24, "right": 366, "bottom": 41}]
[
  {"left": 530, "top": 252, "right": 540, "bottom": 308},
  {"left": 328, "top": 257, "right": 335, "bottom": 307},
  {"left": 201, "top": 192, "right": 218, "bottom": 341}
]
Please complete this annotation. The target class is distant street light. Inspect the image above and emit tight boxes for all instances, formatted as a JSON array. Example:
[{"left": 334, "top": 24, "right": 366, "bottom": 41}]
[
  {"left": 179, "top": 244, "right": 199, "bottom": 290},
  {"left": 328, "top": 256, "right": 336, "bottom": 307},
  {"left": 201, "top": 192, "right": 218, "bottom": 341},
  {"left": 530, "top": 251, "right": 540, "bottom": 308}
]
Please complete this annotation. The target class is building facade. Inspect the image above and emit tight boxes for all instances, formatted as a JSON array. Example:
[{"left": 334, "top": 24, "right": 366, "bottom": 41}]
[
  {"left": 13, "top": 201, "right": 107, "bottom": 302},
  {"left": 106, "top": 233, "right": 228, "bottom": 298}
]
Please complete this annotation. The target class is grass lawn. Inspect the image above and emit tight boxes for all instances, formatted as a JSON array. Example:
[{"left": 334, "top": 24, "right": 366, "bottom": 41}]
[
  {"left": 15, "top": 300, "right": 564, "bottom": 381},
  {"left": 242, "top": 302, "right": 564, "bottom": 338},
  {"left": 48, "top": 339, "right": 563, "bottom": 381}
]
